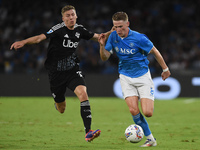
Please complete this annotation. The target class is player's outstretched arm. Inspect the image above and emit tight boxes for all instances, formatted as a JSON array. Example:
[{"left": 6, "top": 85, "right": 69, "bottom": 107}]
[
  {"left": 149, "top": 46, "right": 171, "bottom": 81},
  {"left": 98, "top": 33, "right": 111, "bottom": 61},
  {"left": 10, "top": 34, "right": 46, "bottom": 50},
  {"left": 91, "top": 27, "right": 115, "bottom": 42}
]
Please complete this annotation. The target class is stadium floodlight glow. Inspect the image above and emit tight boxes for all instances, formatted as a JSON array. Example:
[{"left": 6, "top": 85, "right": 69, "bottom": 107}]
[
  {"left": 191, "top": 77, "right": 200, "bottom": 86},
  {"left": 153, "top": 77, "right": 181, "bottom": 100},
  {"left": 113, "top": 79, "right": 123, "bottom": 99}
]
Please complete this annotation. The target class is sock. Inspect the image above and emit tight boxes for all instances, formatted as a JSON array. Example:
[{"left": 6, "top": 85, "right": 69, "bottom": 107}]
[
  {"left": 132, "top": 113, "right": 151, "bottom": 137},
  {"left": 146, "top": 133, "right": 155, "bottom": 141},
  {"left": 80, "top": 100, "right": 92, "bottom": 134}
]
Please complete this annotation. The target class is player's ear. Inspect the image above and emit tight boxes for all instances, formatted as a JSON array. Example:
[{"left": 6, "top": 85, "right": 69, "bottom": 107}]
[{"left": 127, "top": 21, "right": 130, "bottom": 27}]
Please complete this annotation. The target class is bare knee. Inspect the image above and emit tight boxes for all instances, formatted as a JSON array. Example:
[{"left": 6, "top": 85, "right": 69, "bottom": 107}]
[
  {"left": 129, "top": 107, "right": 140, "bottom": 116},
  {"left": 143, "top": 110, "right": 153, "bottom": 117},
  {"left": 58, "top": 107, "right": 65, "bottom": 114},
  {"left": 56, "top": 102, "right": 66, "bottom": 114},
  {"left": 74, "top": 85, "right": 88, "bottom": 101}
]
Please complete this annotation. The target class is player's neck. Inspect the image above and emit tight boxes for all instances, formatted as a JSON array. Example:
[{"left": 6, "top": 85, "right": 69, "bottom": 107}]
[
  {"left": 64, "top": 23, "right": 75, "bottom": 30},
  {"left": 124, "top": 28, "right": 129, "bottom": 38},
  {"left": 120, "top": 28, "right": 129, "bottom": 39},
  {"left": 66, "top": 25, "right": 75, "bottom": 30}
]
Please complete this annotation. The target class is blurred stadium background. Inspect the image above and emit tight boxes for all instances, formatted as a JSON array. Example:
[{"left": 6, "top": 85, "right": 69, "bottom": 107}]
[{"left": 0, "top": 0, "right": 200, "bottom": 98}]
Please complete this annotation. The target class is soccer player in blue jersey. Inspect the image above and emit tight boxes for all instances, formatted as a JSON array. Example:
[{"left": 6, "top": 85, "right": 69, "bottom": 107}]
[{"left": 98, "top": 12, "right": 171, "bottom": 147}]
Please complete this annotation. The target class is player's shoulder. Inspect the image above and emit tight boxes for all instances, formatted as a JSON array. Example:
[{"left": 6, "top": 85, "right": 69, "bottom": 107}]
[
  {"left": 130, "top": 30, "right": 143, "bottom": 37},
  {"left": 131, "top": 30, "right": 148, "bottom": 41},
  {"left": 74, "top": 23, "right": 84, "bottom": 29},
  {"left": 51, "top": 22, "right": 65, "bottom": 31},
  {"left": 74, "top": 23, "right": 90, "bottom": 31}
]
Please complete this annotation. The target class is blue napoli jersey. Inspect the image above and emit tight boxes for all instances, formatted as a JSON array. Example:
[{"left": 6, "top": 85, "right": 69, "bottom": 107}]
[{"left": 105, "top": 29, "right": 153, "bottom": 78}]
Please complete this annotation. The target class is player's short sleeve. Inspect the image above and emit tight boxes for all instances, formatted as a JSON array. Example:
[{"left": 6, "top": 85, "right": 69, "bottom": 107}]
[
  {"left": 105, "top": 33, "right": 114, "bottom": 53},
  {"left": 139, "top": 34, "right": 153, "bottom": 53},
  {"left": 79, "top": 26, "right": 94, "bottom": 40},
  {"left": 44, "top": 28, "right": 56, "bottom": 39}
]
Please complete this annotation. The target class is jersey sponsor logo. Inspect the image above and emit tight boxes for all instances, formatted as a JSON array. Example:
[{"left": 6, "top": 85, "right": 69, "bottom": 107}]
[
  {"left": 115, "top": 47, "right": 136, "bottom": 54},
  {"left": 63, "top": 39, "right": 79, "bottom": 48},
  {"left": 120, "top": 48, "right": 136, "bottom": 54}
]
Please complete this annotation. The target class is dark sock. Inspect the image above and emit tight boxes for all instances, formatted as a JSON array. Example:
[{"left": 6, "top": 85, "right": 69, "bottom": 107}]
[{"left": 80, "top": 100, "right": 92, "bottom": 133}]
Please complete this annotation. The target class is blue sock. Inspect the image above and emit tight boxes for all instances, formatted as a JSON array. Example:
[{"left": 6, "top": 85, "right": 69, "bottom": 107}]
[{"left": 132, "top": 113, "right": 151, "bottom": 136}]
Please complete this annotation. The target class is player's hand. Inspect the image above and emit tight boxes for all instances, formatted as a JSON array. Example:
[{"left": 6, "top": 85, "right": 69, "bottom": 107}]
[
  {"left": 161, "top": 70, "right": 171, "bottom": 81},
  {"left": 98, "top": 33, "right": 106, "bottom": 46},
  {"left": 111, "top": 26, "right": 115, "bottom": 32},
  {"left": 10, "top": 41, "right": 25, "bottom": 50}
]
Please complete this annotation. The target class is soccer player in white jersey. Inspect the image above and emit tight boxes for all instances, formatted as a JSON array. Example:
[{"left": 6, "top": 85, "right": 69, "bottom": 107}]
[{"left": 98, "top": 12, "right": 171, "bottom": 147}]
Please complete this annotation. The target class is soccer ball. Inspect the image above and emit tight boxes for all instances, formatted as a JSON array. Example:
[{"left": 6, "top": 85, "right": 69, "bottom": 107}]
[{"left": 125, "top": 124, "right": 144, "bottom": 143}]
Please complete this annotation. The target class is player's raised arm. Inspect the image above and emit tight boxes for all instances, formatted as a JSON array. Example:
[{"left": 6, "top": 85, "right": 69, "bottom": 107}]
[
  {"left": 10, "top": 34, "right": 46, "bottom": 50},
  {"left": 149, "top": 46, "right": 171, "bottom": 80}
]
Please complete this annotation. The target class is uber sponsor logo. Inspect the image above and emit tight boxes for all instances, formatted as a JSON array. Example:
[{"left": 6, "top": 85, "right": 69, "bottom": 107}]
[{"left": 63, "top": 39, "right": 79, "bottom": 48}]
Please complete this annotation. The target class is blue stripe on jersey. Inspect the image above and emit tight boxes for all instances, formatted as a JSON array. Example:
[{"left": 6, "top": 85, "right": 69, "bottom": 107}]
[{"left": 105, "top": 29, "right": 153, "bottom": 78}]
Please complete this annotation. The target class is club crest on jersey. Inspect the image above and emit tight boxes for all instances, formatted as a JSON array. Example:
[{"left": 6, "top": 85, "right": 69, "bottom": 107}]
[
  {"left": 75, "top": 32, "right": 80, "bottom": 38},
  {"left": 129, "top": 43, "right": 134, "bottom": 47}
]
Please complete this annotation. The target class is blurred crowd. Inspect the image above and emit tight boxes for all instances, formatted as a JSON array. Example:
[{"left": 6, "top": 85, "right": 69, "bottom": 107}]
[{"left": 1, "top": 0, "right": 200, "bottom": 75}]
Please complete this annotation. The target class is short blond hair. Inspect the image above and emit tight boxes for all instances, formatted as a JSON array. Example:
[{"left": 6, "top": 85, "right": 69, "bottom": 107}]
[
  {"left": 61, "top": 5, "right": 76, "bottom": 16},
  {"left": 112, "top": 12, "right": 128, "bottom": 22}
]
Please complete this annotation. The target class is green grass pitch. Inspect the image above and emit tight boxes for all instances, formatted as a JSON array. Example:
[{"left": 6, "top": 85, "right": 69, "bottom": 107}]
[{"left": 0, "top": 97, "right": 199, "bottom": 150}]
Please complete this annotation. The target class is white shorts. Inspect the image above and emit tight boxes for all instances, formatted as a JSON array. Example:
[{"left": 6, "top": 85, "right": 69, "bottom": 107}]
[{"left": 119, "top": 71, "right": 154, "bottom": 100}]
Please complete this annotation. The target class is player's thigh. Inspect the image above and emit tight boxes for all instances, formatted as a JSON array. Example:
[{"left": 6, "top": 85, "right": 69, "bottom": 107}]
[
  {"left": 140, "top": 98, "right": 154, "bottom": 117},
  {"left": 137, "top": 71, "right": 154, "bottom": 101},
  {"left": 50, "top": 82, "right": 66, "bottom": 103},
  {"left": 119, "top": 74, "right": 138, "bottom": 99},
  {"left": 67, "top": 69, "right": 88, "bottom": 102}
]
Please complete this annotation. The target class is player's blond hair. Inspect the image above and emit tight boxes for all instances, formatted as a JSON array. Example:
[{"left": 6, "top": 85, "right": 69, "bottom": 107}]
[
  {"left": 112, "top": 12, "right": 128, "bottom": 22},
  {"left": 61, "top": 5, "right": 76, "bottom": 16}
]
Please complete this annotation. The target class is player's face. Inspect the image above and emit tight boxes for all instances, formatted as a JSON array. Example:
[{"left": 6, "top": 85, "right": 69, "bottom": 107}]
[
  {"left": 62, "top": 9, "right": 77, "bottom": 30},
  {"left": 113, "top": 20, "right": 129, "bottom": 38}
]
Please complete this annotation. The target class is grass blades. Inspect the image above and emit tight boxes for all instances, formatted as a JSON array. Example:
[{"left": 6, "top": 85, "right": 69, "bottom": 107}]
[{"left": 0, "top": 97, "right": 200, "bottom": 150}]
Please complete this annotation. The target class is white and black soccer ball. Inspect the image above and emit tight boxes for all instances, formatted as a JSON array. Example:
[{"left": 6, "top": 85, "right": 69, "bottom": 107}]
[{"left": 125, "top": 124, "right": 144, "bottom": 143}]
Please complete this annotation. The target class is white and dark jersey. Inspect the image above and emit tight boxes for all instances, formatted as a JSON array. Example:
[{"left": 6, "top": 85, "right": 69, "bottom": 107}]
[{"left": 44, "top": 22, "right": 94, "bottom": 71}]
